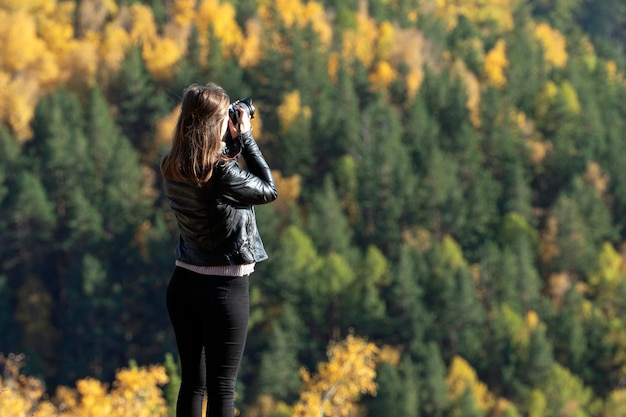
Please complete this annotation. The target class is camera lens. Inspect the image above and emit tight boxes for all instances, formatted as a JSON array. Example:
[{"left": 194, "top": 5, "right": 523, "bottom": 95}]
[{"left": 229, "top": 98, "right": 255, "bottom": 124}]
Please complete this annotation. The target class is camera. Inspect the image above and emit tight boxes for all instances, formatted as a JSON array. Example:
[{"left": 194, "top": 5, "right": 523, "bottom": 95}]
[
  {"left": 223, "top": 98, "right": 255, "bottom": 158},
  {"left": 229, "top": 98, "right": 255, "bottom": 125}
]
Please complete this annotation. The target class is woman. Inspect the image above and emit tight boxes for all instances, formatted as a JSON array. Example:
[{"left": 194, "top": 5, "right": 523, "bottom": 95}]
[{"left": 161, "top": 83, "right": 277, "bottom": 417}]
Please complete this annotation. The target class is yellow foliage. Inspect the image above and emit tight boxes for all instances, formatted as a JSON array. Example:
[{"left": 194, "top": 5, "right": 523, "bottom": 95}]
[
  {"left": 278, "top": 90, "right": 311, "bottom": 132},
  {"left": 604, "top": 388, "right": 626, "bottom": 416},
  {"left": 533, "top": 22, "right": 568, "bottom": 69},
  {"left": 484, "top": 39, "right": 508, "bottom": 88},
  {"left": 497, "top": 305, "right": 528, "bottom": 347},
  {"left": 0, "top": 71, "right": 11, "bottom": 120},
  {"left": 377, "top": 344, "right": 402, "bottom": 366},
  {"left": 155, "top": 104, "right": 181, "bottom": 149},
  {"left": 271, "top": 170, "right": 301, "bottom": 227},
  {"left": 0, "top": 3, "right": 110, "bottom": 138},
  {"left": 196, "top": 0, "right": 244, "bottom": 60},
  {"left": 391, "top": 28, "right": 430, "bottom": 98},
  {"left": 525, "top": 310, "right": 539, "bottom": 331},
  {"left": 292, "top": 335, "right": 379, "bottom": 417},
  {"left": 96, "top": 24, "right": 131, "bottom": 72},
  {"left": 587, "top": 243, "right": 624, "bottom": 305},
  {"left": 129, "top": 3, "right": 158, "bottom": 45},
  {"left": 0, "top": 353, "right": 169, "bottom": 417},
  {"left": 536, "top": 81, "right": 581, "bottom": 118},
  {"left": 346, "top": 23, "right": 431, "bottom": 99},
  {"left": 38, "top": 2, "right": 76, "bottom": 55},
  {"left": 499, "top": 306, "right": 545, "bottom": 353},
  {"left": 441, "top": 235, "right": 468, "bottom": 272},
  {"left": 302, "top": 2, "right": 332, "bottom": 46},
  {"left": 605, "top": 59, "right": 626, "bottom": 87},
  {"left": 271, "top": 0, "right": 302, "bottom": 27},
  {"left": 143, "top": 37, "right": 184, "bottom": 81},
  {"left": 446, "top": 356, "right": 496, "bottom": 411},
  {"left": 61, "top": 39, "right": 99, "bottom": 86},
  {"left": 368, "top": 60, "right": 397, "bottom": 90},
  {"left": 273, "top": 171, "right": 301, "bottom": 206},
  {"left": 328, "top": 52, "right": 339, "bottom": 83},
  {"left": 341, "top": 11, "right": 378, "bottom": 67},
  {"left": 38, "top": 3, "right": 100, "bottom": 87},
  {"left": 0, "top": 0, "right": 440, "bottom": 138},
  {"left": 453, "top": 59, "right": 481, "bottom": 127},
  {"left": 0, "top": 74, "right": 39, "bottom": 139},
  {"left": 527, "top": 389, "right": 548, "bottom": 417},
  {"left": 559, "top": 81, "right": 581, "bottom": 114},
  {"left": 0, "top": 0, "right": 54, "bottom": 13},
  {"left": 76, "top": 0, "right": 119, "bottom": 34},
  {"left": 0, "top": 354, "right": 48, "bottom": 417},
  {"left": 405, "top": 67, "right": 423, "bottom": 98},
  {"left": 0, "top": 10, "right": 47, "bottom": 73},
  {"left": 435, "top": 0, "right": 521, "bottom": 33},
  {"left": 171, "top": 0, "right": 196, "bottom": 26},
  {"left": 606, "top": 61, "right": 618, "bottom": 82},
  {"left": 376, "top": 21, "right": 394, "bottom": 61},
  {"left": 258, "top": 0, "right": 332, "bottom": 47},
  {"left": 239, "top": 19, "right": 264, "bottom": 68}
]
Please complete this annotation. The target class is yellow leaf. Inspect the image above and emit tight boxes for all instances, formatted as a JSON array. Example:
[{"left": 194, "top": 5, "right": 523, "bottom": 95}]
[
  {"left": 171, "top": 0, "right": 196, "bottom": 26},
  {"left": 293, "top": 335, "right": 379, "bottom": 417},
  {"left": 534, "top": 22, "right": 568, "bottom": 69},
  {"left": 446, "top": 356, "right": 496, "bottom": 411},
  {"left": 143, "top": 37, "right": 184, "bottom": 81},
  {"left": 435, "top": 0, "right": 521, "bottom": 33},
  {"left": 368, "top": 60, "right": 396, "bottom": 89},
  {"left": 239, "top": 19, "right": 264, "bottom": 67},
  {"left": 484, "top": 39, "right": 508, "bottom": 88},
  {"left": 278, "top": 90, "right": 311, "bottom": 132},
  {"left": 96, "top": 24, "right": 131, "bottom": 72},
  {"left": 341, "top": 11, "right": 378, "bottom": 67}
]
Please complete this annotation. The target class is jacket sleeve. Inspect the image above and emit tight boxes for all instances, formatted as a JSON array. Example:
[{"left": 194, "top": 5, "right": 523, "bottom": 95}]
[{"left": 218, "top": 131, "right": 278, "bottom": 205}]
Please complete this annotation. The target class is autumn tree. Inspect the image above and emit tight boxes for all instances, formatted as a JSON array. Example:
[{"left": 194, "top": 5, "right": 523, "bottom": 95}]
[
  {"left": 0, "top": 353, "right": 169, "bottom": 417},
  {"left": 292, "top": 335, "right": 379, "bottom": 417}
]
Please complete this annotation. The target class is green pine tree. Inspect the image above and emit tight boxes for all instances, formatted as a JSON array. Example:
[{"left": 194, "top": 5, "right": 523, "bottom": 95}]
[
  {"left": 108, "top": 46, "right": 169, "bottom": 162},
  {"left": 419, "top": 342, "right": 450, "bottom": 417},
  {"left": 164, "top": 352, "right": 181, "bottom": 417},
  {"left": 254, "top": 303, "right": 304, "bottom": 402},
  {"left": 306, "top": 175, "right": 353, "bottom": 257}
]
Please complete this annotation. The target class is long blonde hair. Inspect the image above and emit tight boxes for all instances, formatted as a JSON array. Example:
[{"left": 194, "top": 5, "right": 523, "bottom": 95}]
[{"left": 161, "top": 83, "right": 230, "bottom": 186}]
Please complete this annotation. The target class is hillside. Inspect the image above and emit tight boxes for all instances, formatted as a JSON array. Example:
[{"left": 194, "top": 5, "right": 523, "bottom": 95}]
[{"left": 1, "top": 0, "right": 626, "bottom": 416}]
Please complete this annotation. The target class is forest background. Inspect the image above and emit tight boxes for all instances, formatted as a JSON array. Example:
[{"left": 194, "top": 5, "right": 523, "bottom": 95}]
[{"left": 1, "top": 0, "right": 626, "bottom": 416}]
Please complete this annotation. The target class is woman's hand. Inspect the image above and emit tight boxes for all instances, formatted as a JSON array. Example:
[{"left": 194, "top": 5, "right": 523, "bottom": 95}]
[{"left": 228, "top": 107, "right": 252, "bottom": 137}]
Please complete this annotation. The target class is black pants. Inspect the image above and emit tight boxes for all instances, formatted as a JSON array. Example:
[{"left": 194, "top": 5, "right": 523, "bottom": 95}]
[{"left": 166, "top": 266, "right": 250, "bottom": 417}]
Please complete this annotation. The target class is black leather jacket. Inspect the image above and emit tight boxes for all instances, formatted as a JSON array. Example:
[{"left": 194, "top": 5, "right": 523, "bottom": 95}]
[{"left": 162, "top": 131, "right": 278, "bottom": 266}]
